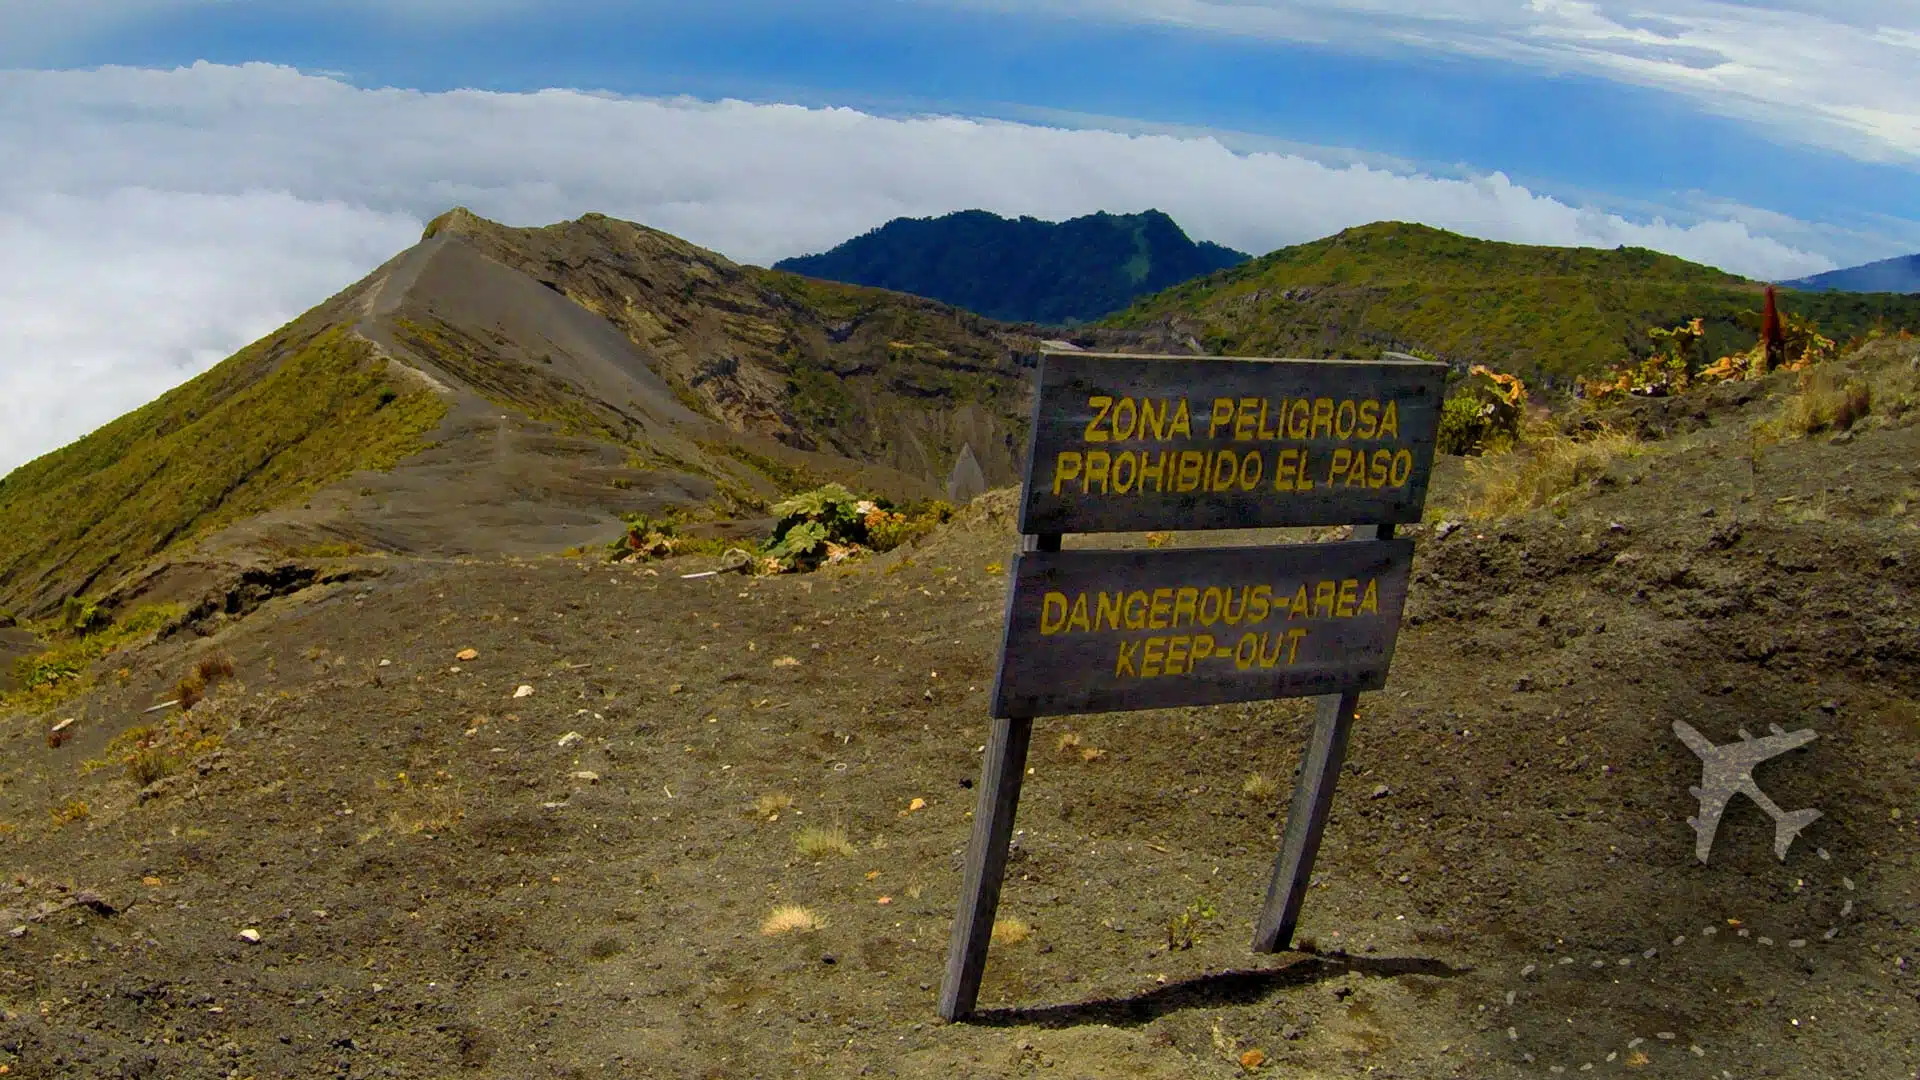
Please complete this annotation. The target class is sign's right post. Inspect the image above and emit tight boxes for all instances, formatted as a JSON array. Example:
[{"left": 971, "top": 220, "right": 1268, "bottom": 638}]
[{"left": 1251, "top": 524, "right": 1392, "bottom": 953}]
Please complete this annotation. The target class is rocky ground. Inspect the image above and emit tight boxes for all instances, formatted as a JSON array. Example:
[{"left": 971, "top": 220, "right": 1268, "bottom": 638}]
[{"left": 2, "top": 350, "right": 1918, "bottom": 1080}]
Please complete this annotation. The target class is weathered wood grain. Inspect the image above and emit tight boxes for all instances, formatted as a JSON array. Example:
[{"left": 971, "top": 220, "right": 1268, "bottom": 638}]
[
  {"left": 989, "top": 539, "right": 1414, "bottom": 719},
  {"left": 1017, "top": 351, "right": 1446, "bottom": 535},
  {"left": 1253, "top": 523, "right": 1394, "bottom": 953}
]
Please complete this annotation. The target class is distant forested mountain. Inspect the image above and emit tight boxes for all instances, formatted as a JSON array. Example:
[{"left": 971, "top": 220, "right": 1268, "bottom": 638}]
[
  {"left": 773, "top": 208, "right": 1249, "bottom": 325},
  {"left": 1785, "top": 254, "right": 1920, "bottom": 294}
]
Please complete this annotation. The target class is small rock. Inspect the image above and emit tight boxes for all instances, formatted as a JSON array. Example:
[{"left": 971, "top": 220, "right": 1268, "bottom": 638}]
[
  {"left": 7, "top": 926, "right": 24, "bottom": 938},
  {"left": 1829, "top": 430, "right": 1855, "bottom": 445},
  {"left": 456, "top": 648, "right": 479, "bottom": 661},
  {"left": 238, "top": 928, "right": 262, "bottom": 943},
  {"left": 556, "top": 731, "right": 585, "bottom": 749},
  {"left": 513, "top": 684, "right": 535, "bottom": 699},
  {"left": 1434, "top": 521, "right": 1463, "bottom": 540},
  {"left": 1612, "top": 551, "right": 1640, "bottom": 565},
  {"left": 570, "top": 770, "right": 601, "bottom": 783},
  {"left": 46, "top": 718, "right": 76, "bottom": 749},
  {"left": 1700, "top": 507, "right": 1716, "bottom": 518},
  {"left": 378, "top": 659, "right": 392, "bottom": 667},
  {"left": 1370, "top": 784, "right": 1391, "bottom": 799}
]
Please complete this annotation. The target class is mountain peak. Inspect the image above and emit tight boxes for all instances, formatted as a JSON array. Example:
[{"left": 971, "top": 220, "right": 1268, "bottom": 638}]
[
  {"left": 421, "top": 206, "right": 494, "bottom": 242},
  {"left": 773, "top": 207, "right": 1249, "bottom": 324}
]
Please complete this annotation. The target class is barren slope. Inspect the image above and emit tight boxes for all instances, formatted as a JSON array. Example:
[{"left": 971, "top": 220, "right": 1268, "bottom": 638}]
[
  {"left": 2, "top": 344, "right": 1915, "bottom": 1080},
  {"left": 2, "top": 209, "right": 1200, "bottom": 624}
]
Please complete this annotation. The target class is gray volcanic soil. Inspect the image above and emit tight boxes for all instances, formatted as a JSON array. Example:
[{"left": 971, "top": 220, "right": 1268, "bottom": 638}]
[{"left": 2, "top": 366, "right": 1919, "bottom": 1079}]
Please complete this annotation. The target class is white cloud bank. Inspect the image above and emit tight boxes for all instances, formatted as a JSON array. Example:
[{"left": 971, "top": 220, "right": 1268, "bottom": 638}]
[
  {"left": 936, "top": 0, "right": 1920, "bottom": 162},
  {"left": 0, "top": 62, "right": 1854, "bottom": 472}
]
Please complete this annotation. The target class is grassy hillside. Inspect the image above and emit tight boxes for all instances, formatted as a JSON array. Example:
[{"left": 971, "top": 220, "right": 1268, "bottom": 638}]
[
  {"left": 1104, "top": 222, "right": 1920, "bottom": 381},
  {"left": 0, "top": 316, "right": 445, "bottom": 619},
  {"left": 773, "top": 208, "right": 1248, "bottom": 325}
]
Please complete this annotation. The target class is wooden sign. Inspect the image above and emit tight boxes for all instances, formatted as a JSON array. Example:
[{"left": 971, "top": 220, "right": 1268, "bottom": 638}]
[
  {"left": 1018, "top": 352, "right": 1446, "bottom": 535},
  {"left": 991, "top": 540, "right": 1414, "bottom": 718},
  {"left": 940, "top": 350, "right": 1443, "bottom": 1024}
]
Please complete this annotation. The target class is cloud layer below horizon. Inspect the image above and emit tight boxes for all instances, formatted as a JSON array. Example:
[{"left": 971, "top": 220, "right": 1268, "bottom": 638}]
[{"left": 0, "top": 61, "right": 1869, "bottom": 472}]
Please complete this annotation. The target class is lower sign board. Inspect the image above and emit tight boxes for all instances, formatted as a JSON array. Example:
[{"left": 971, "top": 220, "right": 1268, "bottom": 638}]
[{"left": 990, "top": 538, "right": 1414, "bottom": 718}]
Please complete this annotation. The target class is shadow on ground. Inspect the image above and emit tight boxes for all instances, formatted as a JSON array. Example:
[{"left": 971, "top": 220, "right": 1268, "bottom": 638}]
[{"left": 964, "top": 953, "right": 1473, "bottom": 1029}]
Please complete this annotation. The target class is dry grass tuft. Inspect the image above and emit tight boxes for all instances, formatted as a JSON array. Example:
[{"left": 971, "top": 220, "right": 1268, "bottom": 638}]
[
  {"left": 175, "top": 671, "right": 206, "bottom": 711},
  {"left": 755, "top": 791, "right": 794, "bottom": 818},
  {"left": 1242, "top": 772, "right": 1279, "bottom": 800},
  {"left": 175, "top": 652, "right": 236, "bottom": 712},
  {"left": 126, "top": 747, "right": 178, "bottom": 788},
  {"left": 1783, "top": 368, "right": 1872, "bottom": 436},
  {"left": 1462, "top": 429, "right": 1644, "bottom": 519},
  {"left": 760, "top": 905, "right": 823, "bottom": 936},
  {"left": 1055, "top": 732, "right": 1104, "bottom": 761},
  {"left": 50, "top": 799, "right": 90, "bottom": 827},
  {"left": 795, "top": 824, "right": 856, "bottom": 859},
  {"left": 991, "top": 917, "right": 1032, "bottom": 946}
]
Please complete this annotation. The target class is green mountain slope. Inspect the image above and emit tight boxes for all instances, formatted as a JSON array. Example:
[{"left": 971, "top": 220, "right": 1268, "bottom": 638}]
[
  {"left": 1103, "top": 221, "right": 1920, "bottom": 381},
  {"left": 0, "top": 208, "right": 1194, "bottom": 622},
  {"left": 0, "top": 300, "right": 447, "bottom": 620},
  {"left": 773, "top": 208, "right": 1249, "bottom": 325}
]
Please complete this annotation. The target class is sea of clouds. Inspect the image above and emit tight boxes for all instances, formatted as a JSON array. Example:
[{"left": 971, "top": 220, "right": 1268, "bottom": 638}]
[{"left": 0, "top": 61, "right": 1865, "bottom": 472}]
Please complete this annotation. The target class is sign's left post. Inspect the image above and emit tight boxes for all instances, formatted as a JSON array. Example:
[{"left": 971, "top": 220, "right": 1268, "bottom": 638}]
[{"left": 937, "top": 532, "right": 1058, "bottom": 1023}]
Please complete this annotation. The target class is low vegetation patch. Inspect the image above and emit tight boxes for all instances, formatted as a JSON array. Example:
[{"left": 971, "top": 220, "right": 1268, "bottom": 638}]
[
  {"left": 604, "top": 512, "right": 735, "bottom": 563},
  {"left": 753, "top": 791, "right": 794, "bottom": 819},
  {"left": 86, "top": 692, "right": 230, "bottom": 790},
  {"left": 760, "top": 905, "right": 823, "bottom": 936},
  {"left": 1242, "top": 772, "right": 1279, "bottom": 800},
  {"left": 1782, "top": 368, "right": 1873, "bottom": 436},
  {"left": 1437, "top": 364, "right": 1528, "bottom": 456},
  {"left": 605, "top": 483, "right": 956, "bottom": 574},
  {"left": 990, "top": 917, "right": 1033, "bottom": 947},
  {"left": 3, "top": 602, "right": 184, "bottom": 713},
  {"left": 759, "top": 484, "right": 953, "bottom": 573},
  {"left": 175, "top": 652, "right": 237, "bottom": 711},
  {"left": 49, "top": 800, "right": 90, "bottom": 827},
  {"left": 1167, "top": 897, "right": 1220, "bottom": 951},
  {"left": 1460, "top": 428, "right": 1645, "bottom": 520},
  {"left": 794, "top": 824, "right": 856, "bottom": 859},
  {"left": 1580, "top": 308, "right": 1838, "bottom": 403}
]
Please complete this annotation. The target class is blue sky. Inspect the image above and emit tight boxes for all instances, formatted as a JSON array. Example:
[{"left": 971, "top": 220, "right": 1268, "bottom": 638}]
[
  {"left": 3, "top": 0, "right": 1918, "bottom": 469},
  {"left": 52, "top": 0, "right": 1918, "bottom": 244}
]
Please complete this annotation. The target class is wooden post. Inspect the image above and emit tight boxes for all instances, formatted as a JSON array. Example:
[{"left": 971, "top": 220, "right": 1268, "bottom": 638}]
[
  {"left": 939, "top": 533, "right": 1058, "bottom": 1022},
  {"left": 1252, "top": 523, "right": 1394, "bottom": 953}
]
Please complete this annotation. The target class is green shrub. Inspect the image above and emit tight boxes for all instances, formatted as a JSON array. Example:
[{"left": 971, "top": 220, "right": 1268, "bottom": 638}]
[
  {"left": 61, "top": 596, "right": 111, "bottom": 636},
  {"left": 607, "top": 513, "right": 681, "bottom": 562},
  {"left": 1436, "top": 365, "right": 1527, "bottom": 456},
  {"left": 761, "top": 484, "right": 869, "bottom": 571}
]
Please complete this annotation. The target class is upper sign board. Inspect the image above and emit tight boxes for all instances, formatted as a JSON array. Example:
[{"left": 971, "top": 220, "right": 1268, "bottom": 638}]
[
  {"left": 1017, "top": 352, "right": 1447, "bottom": 535},
  {"left": 990, "top": 539, "right": 1414, "bottom": 718}
]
